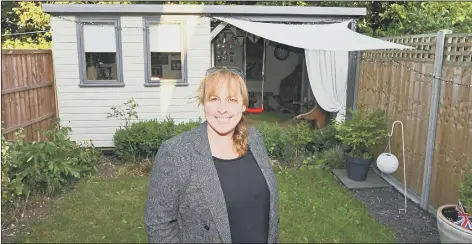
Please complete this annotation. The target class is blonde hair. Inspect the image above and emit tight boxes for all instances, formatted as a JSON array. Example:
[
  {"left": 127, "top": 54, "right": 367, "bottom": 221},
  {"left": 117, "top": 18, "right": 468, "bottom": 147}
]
[{"left": 196, "top": 68, "right": 249, "bottom": 156}]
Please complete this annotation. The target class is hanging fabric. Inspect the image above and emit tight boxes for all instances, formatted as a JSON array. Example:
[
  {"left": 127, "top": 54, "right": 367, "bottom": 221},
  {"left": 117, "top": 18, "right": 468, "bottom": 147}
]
[
  {"left": 305, "top": 49, "right": 349, "bottom": 122},
  {"left": 213, "top": 17, "right": 413, "bottom": 51}
]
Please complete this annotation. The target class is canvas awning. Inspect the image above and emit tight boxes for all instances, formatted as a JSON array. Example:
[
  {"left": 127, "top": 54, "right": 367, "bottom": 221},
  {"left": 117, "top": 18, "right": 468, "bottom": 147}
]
[
  {"left": 214, "top": 17, "right": 413, "bottom": 51},
  {"left": 215, "top": 17, "right": 413, "bottom": 122}
]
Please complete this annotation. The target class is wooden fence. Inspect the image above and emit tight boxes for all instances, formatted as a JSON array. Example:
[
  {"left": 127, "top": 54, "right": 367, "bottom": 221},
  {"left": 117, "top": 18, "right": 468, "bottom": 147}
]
[
  {"left": 358, "top": 32, "right": 472, "bottom": 209},
  {"left": 1, "top": 49, "right": 57, "bottom": 142}
]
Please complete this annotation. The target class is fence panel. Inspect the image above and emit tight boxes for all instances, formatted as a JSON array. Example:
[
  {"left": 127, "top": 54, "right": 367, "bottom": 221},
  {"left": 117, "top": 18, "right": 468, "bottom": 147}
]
[
  {"left": 358, "top": 32, "right": 472, "bottom": 208},
  {"left": 1, "top": 49, "right": 56, "bottom": 142},
  {"left": 429, "top": 33, "right": 472, "bottom": 206}
]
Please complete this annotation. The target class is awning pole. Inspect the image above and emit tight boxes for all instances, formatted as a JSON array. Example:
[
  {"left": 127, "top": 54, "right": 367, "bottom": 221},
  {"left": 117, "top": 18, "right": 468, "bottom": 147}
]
[
  {"left": 244, "top": 32, "right": 247, "bottom": 79},
  {"left": 262, "top": 39, "right": 266, "bottom": 108}
]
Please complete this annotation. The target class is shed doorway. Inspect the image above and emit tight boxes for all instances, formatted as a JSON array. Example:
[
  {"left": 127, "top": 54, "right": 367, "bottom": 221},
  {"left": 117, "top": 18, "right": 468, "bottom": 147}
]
[{"left": 210, "top": 23, "right": 311, "bottom": 118}]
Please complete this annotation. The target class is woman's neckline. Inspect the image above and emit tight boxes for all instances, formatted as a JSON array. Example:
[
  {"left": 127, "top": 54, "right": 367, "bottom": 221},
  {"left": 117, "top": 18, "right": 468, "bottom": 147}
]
[{"left": 212, "top": 150, "right": 251, "bottom": 162}]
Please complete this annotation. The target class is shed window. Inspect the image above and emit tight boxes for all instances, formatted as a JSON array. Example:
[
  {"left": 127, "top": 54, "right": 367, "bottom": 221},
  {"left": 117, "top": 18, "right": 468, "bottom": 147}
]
[
  {"left": 77, "top": 17, "right": 123, "bottom": 87},
  {"left": 144, "top": 18, "right": 187, "bottom": 86}
]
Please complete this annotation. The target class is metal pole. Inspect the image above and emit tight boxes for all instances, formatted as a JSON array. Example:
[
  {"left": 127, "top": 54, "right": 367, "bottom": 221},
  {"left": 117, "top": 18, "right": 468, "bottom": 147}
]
[
  {"left": 345, "top": 19, "right": 360, "bottom": 119},
  {"left": 420, "top": 29, "right": 452, "bottom": 210},
  {"left": 211, "top": 42, "right": 214, "bottom": 67},
  {"left": 261, "top": 39, "right": 266, "bottom": 108},
  {"left": 244, "top": 32, "right": 247, "bottom": 78}
]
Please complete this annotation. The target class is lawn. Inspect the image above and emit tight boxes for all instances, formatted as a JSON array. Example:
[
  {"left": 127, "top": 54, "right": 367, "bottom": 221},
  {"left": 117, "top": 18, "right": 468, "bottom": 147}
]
[
  {"left": 18, "top": 167, "right": 395, "bottom": 243},
  {"left": 247, "top": 111, "right": 295, "bottom": 127}
]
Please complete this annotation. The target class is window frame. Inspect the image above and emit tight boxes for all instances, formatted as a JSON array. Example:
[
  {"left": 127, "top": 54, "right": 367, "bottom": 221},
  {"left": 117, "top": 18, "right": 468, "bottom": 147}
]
[
  {"left": 143, "top": 17, "right": 188, "bottom": 87},
  {"left": 76, "top": 16, "right": 124, "bottom": 87}
]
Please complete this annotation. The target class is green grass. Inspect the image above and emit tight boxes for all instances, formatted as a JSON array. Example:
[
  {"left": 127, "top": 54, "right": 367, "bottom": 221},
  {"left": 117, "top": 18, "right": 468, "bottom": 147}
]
[
  {"left": 247, "top": 111, "right": 294, "bottom": 127},
  {"left": 18, "top": 168, "right": 395, "bottom": 243},
  {"left": 277, "top": 167, "right": 395, "bottom": 243}
]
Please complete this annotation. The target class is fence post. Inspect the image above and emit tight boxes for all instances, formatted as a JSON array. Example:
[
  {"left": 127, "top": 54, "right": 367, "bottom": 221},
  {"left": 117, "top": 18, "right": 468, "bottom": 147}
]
[{"left": 420, "top": 29, "right": 452, "bottom": 210}]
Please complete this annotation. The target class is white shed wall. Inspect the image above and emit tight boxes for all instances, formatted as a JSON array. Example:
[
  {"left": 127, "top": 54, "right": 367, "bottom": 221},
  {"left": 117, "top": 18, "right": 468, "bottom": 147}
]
[{"left": 50, "top": 15, "right": 211, "bottom": 147}]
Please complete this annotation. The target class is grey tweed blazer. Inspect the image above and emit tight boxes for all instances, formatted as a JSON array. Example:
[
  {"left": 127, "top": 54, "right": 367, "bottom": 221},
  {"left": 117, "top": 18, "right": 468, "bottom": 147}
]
[{"left": 144, "top": 121, "right": 280, "bottom": 243}]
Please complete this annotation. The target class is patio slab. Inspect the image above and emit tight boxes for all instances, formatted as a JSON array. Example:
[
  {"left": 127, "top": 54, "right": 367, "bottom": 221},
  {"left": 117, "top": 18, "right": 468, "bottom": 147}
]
[{"left": 332, "top": 168, "right": 391, "bottom": 189}]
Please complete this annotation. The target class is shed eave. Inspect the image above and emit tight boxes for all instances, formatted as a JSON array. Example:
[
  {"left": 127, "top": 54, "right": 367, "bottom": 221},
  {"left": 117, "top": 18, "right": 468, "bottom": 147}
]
[{"left": 42, "top": 4, "right": 366, "bottom": 17}]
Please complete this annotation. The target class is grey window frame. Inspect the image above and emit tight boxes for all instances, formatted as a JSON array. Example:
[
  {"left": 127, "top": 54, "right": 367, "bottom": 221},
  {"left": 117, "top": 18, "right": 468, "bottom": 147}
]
[
  {"left": 143, "top": 17, "right": 188, "bottom": 87},
  {"left": 76, "top": 16, "right": 124, "bottom": 87}
]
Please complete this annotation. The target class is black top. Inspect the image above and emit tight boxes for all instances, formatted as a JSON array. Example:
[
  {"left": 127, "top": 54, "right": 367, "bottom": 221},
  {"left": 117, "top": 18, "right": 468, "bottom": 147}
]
[{"left": 213, "top": 150, "right": 270, "bottom": 243}]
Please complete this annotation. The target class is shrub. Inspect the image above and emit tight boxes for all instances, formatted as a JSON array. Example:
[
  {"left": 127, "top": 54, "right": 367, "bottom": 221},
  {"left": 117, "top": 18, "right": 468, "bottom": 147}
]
[
  {"left": 113, "top": 117, "right": 201, "bottom": 162},
  {"left": 1, "top": 128, "right": 24, "bottom": 205},
  {"left": 2, "top": 121, "right": 101, "bottom": 204},
  {"left": 256, "top": 121, "right": 292, "bottom": 164},
  {"left": 320, "top": 144, "right": 346, "bottom": 170},
  {"left": 458, "top": 161, "right": 472, "bottom": 209},
  {"left": 283, "top": 121, "right": 317, "bottom": 169},
  {"left": 333, "top": 107, "right": 387, "bottom": 160},
  {"left": 308, "top": 123, "right": 341, "bottom": 152},
  {"left": 303, "top": 145, "right": 346, "bottom": 170},
  {"left": 256, "top": 121, "right": 318, "bottom": 168}
]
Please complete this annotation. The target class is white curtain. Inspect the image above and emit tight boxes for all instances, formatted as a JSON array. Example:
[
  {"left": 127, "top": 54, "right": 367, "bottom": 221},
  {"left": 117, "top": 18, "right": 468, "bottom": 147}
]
[{"left": 305, "top": 50, "right": 349, "bottom": 122}]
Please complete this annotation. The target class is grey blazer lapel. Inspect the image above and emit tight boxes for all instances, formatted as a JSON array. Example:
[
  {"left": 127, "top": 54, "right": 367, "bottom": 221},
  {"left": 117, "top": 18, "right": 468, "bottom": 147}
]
[{"left": 193, "top": 122, "right": 232, "bottom": 243}]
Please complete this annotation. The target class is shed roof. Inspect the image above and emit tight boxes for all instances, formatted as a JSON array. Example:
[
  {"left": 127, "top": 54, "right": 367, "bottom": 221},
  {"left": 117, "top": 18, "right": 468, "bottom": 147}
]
[{"left": 42, "top": 4, "right": 366, "bottom": 17}]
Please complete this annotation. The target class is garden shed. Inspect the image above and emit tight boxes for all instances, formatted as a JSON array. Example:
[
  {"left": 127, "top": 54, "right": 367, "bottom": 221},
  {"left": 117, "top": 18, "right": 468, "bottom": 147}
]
[{"left": 42, "top": 4, "right": 409, "bottom": 148}]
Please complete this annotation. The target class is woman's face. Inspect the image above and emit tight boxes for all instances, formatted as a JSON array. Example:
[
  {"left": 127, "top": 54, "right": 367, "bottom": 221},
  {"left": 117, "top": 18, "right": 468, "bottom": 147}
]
[{"left": 203, "top": 81, "right": 246, "bottom": 136}]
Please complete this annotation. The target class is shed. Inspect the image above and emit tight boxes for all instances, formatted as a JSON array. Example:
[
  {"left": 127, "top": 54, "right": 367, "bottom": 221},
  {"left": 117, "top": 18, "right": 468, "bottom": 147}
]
[{"left": 42, "top": 4, "right": 369, "bottom": 148}]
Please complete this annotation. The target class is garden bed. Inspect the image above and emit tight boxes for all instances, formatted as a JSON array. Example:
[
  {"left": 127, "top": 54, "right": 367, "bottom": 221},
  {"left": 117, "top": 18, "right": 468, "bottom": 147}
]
[{"left": 351, "top": 187, "right": 440, "bottom": 243}]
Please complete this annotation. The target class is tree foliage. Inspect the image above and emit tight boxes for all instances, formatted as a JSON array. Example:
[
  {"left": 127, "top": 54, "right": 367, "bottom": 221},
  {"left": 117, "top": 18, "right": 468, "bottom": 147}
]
[
  {"left": 1, "top": 2, "right": 52, "bottom": 49},
  {"left": 1, "top": 1, "right": 471, "bottom": 49}
]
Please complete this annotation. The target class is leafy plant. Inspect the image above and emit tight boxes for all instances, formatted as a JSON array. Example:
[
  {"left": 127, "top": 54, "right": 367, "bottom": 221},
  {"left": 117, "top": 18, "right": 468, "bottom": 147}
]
[
  {"left": 4, "top": 120, "right": 101, "bottom": 199},
  {"left": 283, "top": 121, "right": 317, "bottom": 169},
  {"left": 107, "top": 99, "right": 139, "bottom": 129},
  {"left": 308, "top": 123, "right": 341, "bottom": 152},
  {"left": 113, "top": 116, "right": 201, "bottom": 162},
  {"left": 256, "top": 121, "right": 318, "bottom": 168},
  {"left": 303, "top": 145, "right": 345, "bottom": 171},
  {"left": 255, "top": 121, "right": 289, "bottom": 162},
  {"left": 458, "top": 161, "right": 472, "bottom": 209},
  {"left": 320, "top": 145, "right": 346, "bottom": 170},
  {"left": 333, "top": 107, "right": 387, "bottom": 160},
  {"left": 1, "top": 126, "right": 26, "bottom": 205}
]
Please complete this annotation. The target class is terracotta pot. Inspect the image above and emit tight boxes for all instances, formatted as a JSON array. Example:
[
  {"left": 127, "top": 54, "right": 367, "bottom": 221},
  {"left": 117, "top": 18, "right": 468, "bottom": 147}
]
[{"left": 437, "top": 204, "right": 472, "bottom": 243}]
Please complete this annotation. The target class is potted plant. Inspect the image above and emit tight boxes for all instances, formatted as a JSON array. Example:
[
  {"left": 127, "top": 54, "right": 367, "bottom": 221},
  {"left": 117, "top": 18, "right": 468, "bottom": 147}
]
[
  {"left": 333, "top": 107, "right": 387, "bottom": 181},
  {"left": 437, "top": 161, "right": 472, "bottom": 243}
]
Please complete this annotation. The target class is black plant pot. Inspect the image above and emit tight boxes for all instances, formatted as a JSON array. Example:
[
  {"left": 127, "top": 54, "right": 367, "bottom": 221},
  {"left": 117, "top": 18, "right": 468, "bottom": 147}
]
[{"left": 345, "top": 153, "right": 372, "bottom": 181}]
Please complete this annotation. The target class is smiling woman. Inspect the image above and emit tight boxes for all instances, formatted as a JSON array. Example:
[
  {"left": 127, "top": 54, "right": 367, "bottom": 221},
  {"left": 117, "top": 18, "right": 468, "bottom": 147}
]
[
  {"left": 197, "top": 67, "right": 249, "bottom": 158},
  {"left": 144, "top": 66, "right": 280, "bottom": 243}
]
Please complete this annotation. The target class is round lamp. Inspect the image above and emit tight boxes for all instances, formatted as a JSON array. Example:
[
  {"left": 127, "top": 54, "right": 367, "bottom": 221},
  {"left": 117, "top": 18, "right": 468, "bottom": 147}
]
[{"left": 377, "top": 152, "right": 399, "bottom": 174}]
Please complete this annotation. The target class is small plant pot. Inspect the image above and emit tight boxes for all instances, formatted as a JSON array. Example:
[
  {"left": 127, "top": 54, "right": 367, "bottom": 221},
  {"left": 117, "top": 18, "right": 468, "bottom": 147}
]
[
  {"left": 345, "top": 153, "right": 372, "bottom": 181},
  {"left": 437, "top": 204, "right": 472, "bottom": 243}
]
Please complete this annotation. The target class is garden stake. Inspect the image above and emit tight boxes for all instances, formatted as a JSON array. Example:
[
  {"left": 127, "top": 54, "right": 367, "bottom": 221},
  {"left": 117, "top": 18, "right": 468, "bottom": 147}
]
[{"left": 384, "top": 120, "right": 407, "bottom": 214}]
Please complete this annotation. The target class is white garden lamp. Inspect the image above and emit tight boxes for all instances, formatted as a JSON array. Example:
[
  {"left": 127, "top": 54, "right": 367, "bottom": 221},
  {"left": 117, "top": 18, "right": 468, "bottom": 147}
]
[
  {"left": 376, "top": 120, "right": 407, "bottom": 213},
  {"left": 377, "top": 153, "right": 399, "bottom": 174}
]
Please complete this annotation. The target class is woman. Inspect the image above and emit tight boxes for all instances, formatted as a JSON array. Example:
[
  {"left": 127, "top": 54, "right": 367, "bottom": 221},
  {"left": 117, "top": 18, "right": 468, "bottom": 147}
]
[{"left": 144, "top": 67, "right": 280, "bottom": 243}]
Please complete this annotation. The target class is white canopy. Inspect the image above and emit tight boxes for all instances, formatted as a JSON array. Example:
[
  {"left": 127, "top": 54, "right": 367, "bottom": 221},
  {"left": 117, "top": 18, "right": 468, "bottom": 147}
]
[
  {"left": 214, "top": 17, "right": 413, "bottom": 122},
  {"left": 214, "top": 17, "right": 413, "bottom": 51}
]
